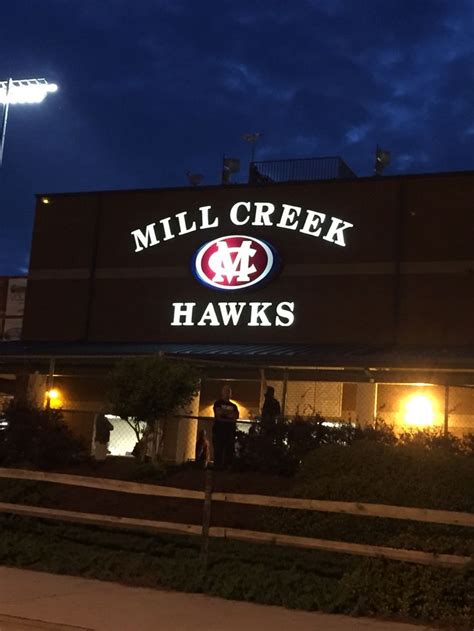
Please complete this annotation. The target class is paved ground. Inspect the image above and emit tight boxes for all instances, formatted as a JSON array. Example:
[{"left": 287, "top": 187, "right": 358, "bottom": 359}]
[{"left": 0, "top": 567, "right": 435, "bottom": 631}]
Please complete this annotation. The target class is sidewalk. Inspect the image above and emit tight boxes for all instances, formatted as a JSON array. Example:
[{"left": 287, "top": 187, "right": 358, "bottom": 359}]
[{"left": 0, "top": 566, "right": 435, "bottom": 631}]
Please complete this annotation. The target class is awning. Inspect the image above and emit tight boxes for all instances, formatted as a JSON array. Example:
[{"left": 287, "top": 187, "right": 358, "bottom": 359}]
[{"left": 1, "top": 341, "right": 474, "bottom": 371}]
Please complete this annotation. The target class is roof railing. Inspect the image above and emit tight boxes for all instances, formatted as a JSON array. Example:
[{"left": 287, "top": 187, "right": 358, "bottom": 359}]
[{"left": 248, "top": 156, "right": 356, "bottom": 184}]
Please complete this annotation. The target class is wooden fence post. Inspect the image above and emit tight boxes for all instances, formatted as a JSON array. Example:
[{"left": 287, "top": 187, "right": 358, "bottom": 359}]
[{"left": 200, "top": 468, "right": 213, "bottom": 569}]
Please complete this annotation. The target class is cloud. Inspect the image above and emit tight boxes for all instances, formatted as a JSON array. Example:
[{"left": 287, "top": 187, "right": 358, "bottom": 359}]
[
  {"left": 345, "top": 124, "right": 371, "bottom": 144},
  {"left": 219, "top": 59, "right": 295, "bottom": 103},
  {"left": 3, "top": 0, "right": 474, "bottom": 271}
]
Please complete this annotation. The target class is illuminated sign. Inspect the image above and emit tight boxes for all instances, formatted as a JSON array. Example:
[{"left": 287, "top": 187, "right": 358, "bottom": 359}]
[
  {"left": 171, "top": 301, "right": 295, "bottom": 327},
  {"left": 193, "top": 235, "right": 278, "bottom": 291},
  {"left": 129, "top": 199, "right": 354, "bottom": 329},
  {"left": 131, "top": 201, "right": 354, "bottom": 252}
]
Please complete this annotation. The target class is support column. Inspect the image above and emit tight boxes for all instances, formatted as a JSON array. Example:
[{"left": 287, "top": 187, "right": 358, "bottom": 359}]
[
  {"left": 161, "top": 388, "right": 201, "bottom": 464},
  {"left": 259, "top": 368, "right": 266, "bottom": 411},
  {"left": 355, "top": 383, "right": 378, "bottom": 427},
  {"left": 27, "top": 371, "right": 48, "bottom": 407},
  {"left": 281, "top": 369, "right": 289, "bottom": 417},
  {"left": 444, "top": 385, "right": 449, "bottom": 436}
]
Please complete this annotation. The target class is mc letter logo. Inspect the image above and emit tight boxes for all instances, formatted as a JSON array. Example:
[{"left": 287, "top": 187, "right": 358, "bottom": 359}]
[{"left": 193, "top": 235, "right": 279, "bottom": 290}]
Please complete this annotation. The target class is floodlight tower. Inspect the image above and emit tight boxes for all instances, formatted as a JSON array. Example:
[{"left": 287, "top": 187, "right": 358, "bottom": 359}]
[
  {"left": 243, "top": 132, "right": 262, "bottom": 163},
  {"left": 0, "top": 78, "right": 58, "bottom": 167}
]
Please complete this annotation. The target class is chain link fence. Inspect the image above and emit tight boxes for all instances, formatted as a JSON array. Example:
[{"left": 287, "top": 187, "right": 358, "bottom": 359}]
[
  {"left": 32, "top": 380, "right": 474, "bottom": 465},
  {"left": 266, "top": 379, "right": 343, "bottom": 419},
  {"left": 104, "top": 415, "right": 144, "bottom": 457},
  {"left": 259, "top": 380, "right": 474, "bottom": 437},
  {"left": 446, "top": 386, "right": 474, "bottom": 436}
]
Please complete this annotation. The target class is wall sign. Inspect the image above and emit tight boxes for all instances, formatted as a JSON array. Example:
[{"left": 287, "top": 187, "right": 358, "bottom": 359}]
[
  {"left": 129, "top": 200, "right": 355, "bottom": 329},
  {"left": 171, "top": 301, "right": 295, "bottom": 327},
  {"left": 131, "top": 200, "right": 354, "bottom": 253},
  {"left": 192, "top": 235, "right": 278, "bottom": 291}
]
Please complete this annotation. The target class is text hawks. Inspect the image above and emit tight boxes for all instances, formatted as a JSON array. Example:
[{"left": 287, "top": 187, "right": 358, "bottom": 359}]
[{"left": 171, "top": 301, "right": 295, "bottom": 327}]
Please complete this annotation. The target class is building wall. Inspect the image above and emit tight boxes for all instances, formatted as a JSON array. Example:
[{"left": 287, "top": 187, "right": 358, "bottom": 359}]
[
  {"left": 0, "top": 276, "right": 27, "bottom": 341},
  {"left": 15, "top": 363, "right": 474, "bottom": 466},
  {"left": 23, "top": 173, "right": 474, "bottom": 348}
]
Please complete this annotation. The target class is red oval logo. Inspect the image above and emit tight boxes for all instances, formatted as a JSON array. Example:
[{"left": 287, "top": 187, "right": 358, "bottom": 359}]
[{"left": 193, "top": 235, "right": 278, "bottom": 290}]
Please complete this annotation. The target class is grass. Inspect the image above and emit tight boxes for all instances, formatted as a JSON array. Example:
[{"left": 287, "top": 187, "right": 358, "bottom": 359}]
[
  {"left": 0, "top": 515, "right": 472, "bottom": 629},
  {"left": 0, "top": 440, "right": 473, "bottom": 627}
]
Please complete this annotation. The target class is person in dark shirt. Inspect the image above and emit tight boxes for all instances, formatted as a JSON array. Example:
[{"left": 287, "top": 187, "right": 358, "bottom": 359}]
[
  {"left": 261, "top": 386, "right": 281, "bottom": 435},
  {"left": 94, "top": 413, "right": 114, "bottom": 461},
  {"left": 213, "top": 385, "right": 239, "bottom": 469}
]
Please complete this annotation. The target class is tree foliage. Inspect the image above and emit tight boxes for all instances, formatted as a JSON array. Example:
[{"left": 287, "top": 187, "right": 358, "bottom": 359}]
[{"left": 108, "top": 356, "right": 200, "bottom": 426}]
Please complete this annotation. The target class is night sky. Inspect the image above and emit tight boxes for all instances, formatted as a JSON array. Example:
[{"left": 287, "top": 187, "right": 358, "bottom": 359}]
[{"left": 1, "top": 0, "right": 474, "bottom": 274}]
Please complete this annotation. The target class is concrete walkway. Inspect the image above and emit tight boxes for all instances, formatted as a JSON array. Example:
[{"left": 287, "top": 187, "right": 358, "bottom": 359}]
[{"left": 0, "top": 566, "right": 435, "bottom": 631}]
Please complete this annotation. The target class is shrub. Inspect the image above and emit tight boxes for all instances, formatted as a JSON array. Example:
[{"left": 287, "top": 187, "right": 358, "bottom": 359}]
[
  {"left": 0, "top": 401, "right": 85, "bottom": 469},
  {"left": 234, "top": 417, "right": 397, "bottom": 475},
  {"left": 235, "top": 415, "right": 474, "bottom": 478},
  {"left": 256, "top": 438, "right": 474, "bottom": 560},
  {"left": 337, "top": 558, "right": 474, "bottom": 626},
  {"left": 295, "top": 440, "right": 474, "bottom": 512},
  {"left": 0, "top": 516, "right": 472, "bottom": 627},
  {"left": 461, "top": 432, "right": 474, "bottom": 456},
  {"left": 398, "top": 427, "right": 464, "bottom": 452},
  {"left": 132, "top": 459, "right": 167, "bottom": 482},
  {"left": 235, "top": 420, "right": 294, "bottom": 475},
  {"left": 356, "top": 418, "right": 397, "bottom": 444}
]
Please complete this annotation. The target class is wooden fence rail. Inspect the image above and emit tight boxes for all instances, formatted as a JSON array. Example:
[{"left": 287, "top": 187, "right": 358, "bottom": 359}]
[
  {"left": 0, "top": 467, "right": 472, "bottom": 568},
  {"left": 1, "top": 467, "right": 473, "bottom": 528},
  {"left": 0, "top": 468, "right": 203, "bottom": 500}
]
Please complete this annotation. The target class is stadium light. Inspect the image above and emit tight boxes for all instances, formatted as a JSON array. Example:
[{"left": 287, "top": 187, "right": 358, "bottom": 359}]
[
  {"left": 0, "top": 77, "right": 59, "bottom": 167},
  {"left": 242, "top": 132, "right": 262, "bottom": 163}
]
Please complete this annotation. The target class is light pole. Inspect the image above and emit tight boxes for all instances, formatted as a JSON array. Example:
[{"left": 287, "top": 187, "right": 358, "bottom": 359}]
[
  {"left": 0, "top": 78, "right": 58, "bottom": 167},
  {"left": 242, "top": 132, "right": 262, "bottom": 164}
]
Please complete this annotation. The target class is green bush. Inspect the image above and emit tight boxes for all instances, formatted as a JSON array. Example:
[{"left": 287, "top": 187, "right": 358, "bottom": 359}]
[
  {"left": 336, "top": 558, "right": 473, "bottom": 626},
  {"left": 257, "top": 506, "right": 474, "bottom": 557},
  {"left": 0, "top": 515, "right": 472, "bottom": 628},
  {"left": 132, "top": 459, "right": 167, "bottom": 481},
  {"left": 0, "top": 479, "right": 47, "bottom": 505},
  {"left": 0, "top": 401, "right": 85, "bottom": 469},
  {"left": 295, "top": 440, "right": 474, "bottom": 512},
  {"left": 398, "top": 427, "right": 474, "bottom": 455},
  {"left": 250, "top": 439, "right": 474, "bottom": 564},
  {"left": 235, "top": 417, "right": 474, "bottom": 477},
  {"left": 235, "top": 417, "right": 399, "bottom": 475},
  {"left": 461, "top": 432, "right": 474, "bottom": 456},
  {"left": 235, "top": 416, "right": 364, "bottom": 475}
]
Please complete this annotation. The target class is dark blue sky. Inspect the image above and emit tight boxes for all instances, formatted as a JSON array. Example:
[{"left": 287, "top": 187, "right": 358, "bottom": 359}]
[{"left": 1, "top": 0, "right": 474, "bottom": 274}]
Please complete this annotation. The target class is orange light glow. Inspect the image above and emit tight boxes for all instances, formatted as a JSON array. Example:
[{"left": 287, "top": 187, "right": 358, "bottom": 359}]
[
  {"left": 45, "top": 389, "right": 62, "bottom": 408},
  {"left": 403, "top": 394, "right": 434, "bottom": 427}
]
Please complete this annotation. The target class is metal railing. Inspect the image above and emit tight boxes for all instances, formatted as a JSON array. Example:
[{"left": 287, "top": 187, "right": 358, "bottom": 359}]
[{"left": 248, "top": 156, "right": 356, "bottom": 184}]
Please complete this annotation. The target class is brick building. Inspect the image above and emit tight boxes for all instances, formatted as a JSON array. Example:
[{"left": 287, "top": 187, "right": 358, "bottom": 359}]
[{"left": 1, "top": 163, "right": 473, "bottom": 460}]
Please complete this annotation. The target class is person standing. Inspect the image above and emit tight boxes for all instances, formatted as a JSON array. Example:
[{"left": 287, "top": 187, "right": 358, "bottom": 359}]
[
  {"left": 195, "top": 428, "right": 210, "bottom": 468},
  {"left": 213, "top": 385, "right": 239, "bottom": 469},
  {"left": 261, "top": 386, "right": 281, "bottom": 435},
  {"left": 94, "top": 412, "right": 114, "bottom": 461}
]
